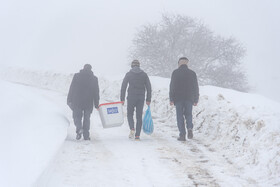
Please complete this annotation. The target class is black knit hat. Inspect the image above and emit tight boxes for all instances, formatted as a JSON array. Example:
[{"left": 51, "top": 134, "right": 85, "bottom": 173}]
[
  {"left": 83, "top": 64, "right": 92, "bottom": 70},
  {"left": 131, "top": 60, "right": 140, "bottom": 67}
]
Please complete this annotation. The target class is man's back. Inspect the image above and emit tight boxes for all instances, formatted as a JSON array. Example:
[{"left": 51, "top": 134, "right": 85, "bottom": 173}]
[
  {"left": 67, "top": 69, "right": 99, "bottom": 112},
  {"left": 170, "top": 64, "right": 199, "bottom": 104},
  {"left": 121, "top": 67, "right": 151, "bottom": 101}
]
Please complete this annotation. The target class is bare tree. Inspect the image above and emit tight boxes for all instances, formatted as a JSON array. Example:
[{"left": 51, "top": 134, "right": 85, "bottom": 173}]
[{"left": 130, "top": 14, "right": 248, "bottom": 91}]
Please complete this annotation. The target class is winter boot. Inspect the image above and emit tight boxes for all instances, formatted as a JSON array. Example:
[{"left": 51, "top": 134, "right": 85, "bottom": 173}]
[
  {"left": 83, "top": 131, "right": 90, "bottom": 141},
  {"left": 129, "top": 129, "right": 135, "bottom": 139},
  {"left": 76, "top": 133, "right": 82, "bottom": 140},
  {"left": 177, "top": 135, "right": 186, "bottom": 141},
  {"left": 187, "top": 129, "right": 193, "bottom": 139},
  {"left": 84, "top": 136, "right": 91, "bottom": 141},
  {"left": 76, "top": 129, "right": 83, "bottom": 140},
  {"left": 135, "top": 136, "right": 140, "bottom": 141}
]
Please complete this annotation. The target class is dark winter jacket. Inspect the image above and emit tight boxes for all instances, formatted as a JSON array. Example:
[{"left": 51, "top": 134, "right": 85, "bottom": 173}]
[
  {"left": 169, "top": 64, "right": 199, "bottom": 104},
  {"left": 120, "top": 67, "right": 152, "bottom": 102},
  {"left": 67, "top": 69, "right": 99, "bottom": 113}
]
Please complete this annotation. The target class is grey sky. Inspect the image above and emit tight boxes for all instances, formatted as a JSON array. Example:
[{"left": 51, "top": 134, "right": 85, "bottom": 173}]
[{"left": 0, "top": 0, "right": 279, "bottom": 101}]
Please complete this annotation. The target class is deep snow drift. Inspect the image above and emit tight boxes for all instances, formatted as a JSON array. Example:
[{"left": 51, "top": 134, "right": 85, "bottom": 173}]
[
  {"left": 0, "top": 80, "right": 69, "bottom": 187},
  {"left": 0, "top": 67, "right": 279, "bottom": 186}
]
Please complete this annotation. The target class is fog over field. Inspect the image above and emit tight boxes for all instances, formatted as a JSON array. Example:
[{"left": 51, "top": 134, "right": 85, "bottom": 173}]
[{"left": 0, "top": 0, "right": 279, "bottom": 101}]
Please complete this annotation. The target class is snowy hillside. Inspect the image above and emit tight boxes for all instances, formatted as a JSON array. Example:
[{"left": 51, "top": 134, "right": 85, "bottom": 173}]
[{"left": 0, "top": 67, "right": 279, "bottom": 186}]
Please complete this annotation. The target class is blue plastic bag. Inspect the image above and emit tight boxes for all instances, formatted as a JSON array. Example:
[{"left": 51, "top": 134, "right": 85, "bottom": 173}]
[{"left": 142, "top": 106, "right": 154, "bottom": 135}]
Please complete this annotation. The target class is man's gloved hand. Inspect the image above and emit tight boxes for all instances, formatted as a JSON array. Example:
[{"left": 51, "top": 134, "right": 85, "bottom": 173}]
[{"left": 95, "top": 105, "right": 99, "bottom": 110}]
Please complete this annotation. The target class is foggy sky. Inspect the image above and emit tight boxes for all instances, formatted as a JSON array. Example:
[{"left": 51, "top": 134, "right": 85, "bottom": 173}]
[{"left": 0, "top": 0, "right": 279, "bottom": 101}]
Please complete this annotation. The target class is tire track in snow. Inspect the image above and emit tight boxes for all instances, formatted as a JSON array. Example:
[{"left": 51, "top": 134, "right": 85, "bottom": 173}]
[
  {"left": 154, "top": 136, "right": 220, "bottom": 187},
  {"left": 152, "top": 127, "right": 258, "bottom": 187}
]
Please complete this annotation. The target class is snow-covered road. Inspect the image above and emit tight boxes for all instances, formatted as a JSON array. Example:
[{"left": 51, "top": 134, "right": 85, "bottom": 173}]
[{"left": 33, "top": 91, "right": 252, "bottom": 187}]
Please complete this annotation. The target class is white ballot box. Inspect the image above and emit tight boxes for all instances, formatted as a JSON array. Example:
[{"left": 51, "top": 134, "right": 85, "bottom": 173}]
[{"left": 98, "top": 102, "right": 124, "bottom": 128}]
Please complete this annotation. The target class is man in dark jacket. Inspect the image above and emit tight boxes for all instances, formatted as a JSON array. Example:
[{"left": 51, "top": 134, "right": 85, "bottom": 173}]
[
  {"left": 121, "top": 60, "right": 152, "bottom": 140},
  {"left": 67, "top": 64, "right": 100, "bottom": 140},
  {"left": 169, "top": 57, "right": 199, "bottom": 141}
]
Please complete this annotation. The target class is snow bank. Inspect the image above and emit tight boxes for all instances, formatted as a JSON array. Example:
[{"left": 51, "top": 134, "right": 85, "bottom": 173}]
[
  {"left": 0, "top": 80, "right": 69, "bottom": 187},
  {"left": 0, "top": 67, "right": 279, "bottom": 185},
  {"left": 195, "top": 86, "right": 280, "bottom": 186}
]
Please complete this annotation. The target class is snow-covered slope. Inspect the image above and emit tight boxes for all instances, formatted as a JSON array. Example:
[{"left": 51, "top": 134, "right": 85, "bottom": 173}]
[
  {"left": 0, "top": 67, "right": 279, "bottom": 186},
  {"left": 0, "top": 80, "right": 69, "bottom": 187}
]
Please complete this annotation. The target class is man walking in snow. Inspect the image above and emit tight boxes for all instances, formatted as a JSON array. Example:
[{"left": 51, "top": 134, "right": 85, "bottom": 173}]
[
  {"left": 121, "top": 60, "right": 152, "bottom": 140},
  {"left": 67, "top": 64, "right": 100, "bottom": 140},
  {"left": 169, "top": 57, "right": 199, "bottom": 141}
]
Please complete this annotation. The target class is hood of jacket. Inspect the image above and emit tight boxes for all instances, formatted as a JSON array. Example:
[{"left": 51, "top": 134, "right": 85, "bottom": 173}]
[
  {"left": 130, "top": 66, "right": 143, "bottom": 74},
  {"left": 80, "top": 69, "right": 94, "bottom": 75},
  {"left": 179, "top": 64, "right": 189, "bottom": 69}
]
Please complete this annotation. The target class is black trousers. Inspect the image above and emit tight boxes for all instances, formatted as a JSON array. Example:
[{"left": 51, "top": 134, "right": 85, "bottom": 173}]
[
  {"left": 175, "top": 100, "right": 193, "bottom": 137},
  {"left": 127, "top": 96, "right": 145, "bottom": 137},
  {"left": 73, "top": 108, "right": 91, "bottom": 138}
]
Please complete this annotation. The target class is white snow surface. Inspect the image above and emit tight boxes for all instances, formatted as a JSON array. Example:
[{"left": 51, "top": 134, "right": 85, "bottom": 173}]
[
  {"left": 0, "top": 67, "right": 280, "bottom": 186},
  {"left": 0, "top": 80, "right": 69, "bottom": 187}
]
